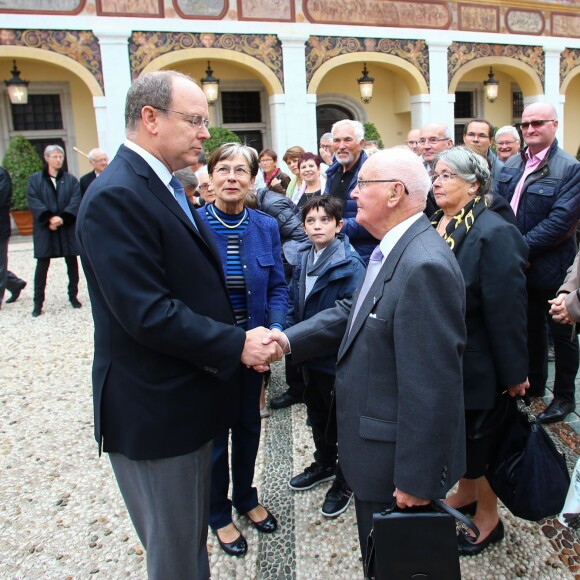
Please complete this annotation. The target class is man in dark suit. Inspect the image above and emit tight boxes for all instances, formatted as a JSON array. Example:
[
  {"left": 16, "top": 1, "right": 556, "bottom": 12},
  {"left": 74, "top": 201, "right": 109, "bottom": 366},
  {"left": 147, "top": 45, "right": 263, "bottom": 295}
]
[
  {"left": 76, "top": 71, "right": 281, "bottom": 579},
  {"left": 267, "top": 147, "right": 467, "bottom": 577},
  {"left": 79, "top": 148, "right": 109, "bottom": 196}
]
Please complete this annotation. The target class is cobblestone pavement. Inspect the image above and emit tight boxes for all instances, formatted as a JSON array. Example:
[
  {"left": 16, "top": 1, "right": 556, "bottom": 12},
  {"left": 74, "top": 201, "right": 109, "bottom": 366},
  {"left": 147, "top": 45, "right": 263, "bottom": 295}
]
[{"left": 1, "top": 240, "right": 579, "bottom": 579}]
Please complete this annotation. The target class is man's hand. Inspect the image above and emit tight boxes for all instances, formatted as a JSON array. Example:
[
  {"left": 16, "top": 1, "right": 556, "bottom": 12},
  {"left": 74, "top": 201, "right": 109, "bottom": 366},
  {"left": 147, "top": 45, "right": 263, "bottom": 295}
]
[
  {"left": 319, "top": 147, "right": 333, "bottom": 166},
  {"left": 549, "top": 294, "right": 573, "bottom": 325},
  {"left": 393, "top": 488, "right": 430, "bottom": 509},
  {"left": 241, "top": 327, "right": 283, "bottom": 371},
  {"left": 506, "top": 379, "right": 529, "bottom": 397},
  {"left": 262, "top": 328, "right": 290, "bottom": 355}
]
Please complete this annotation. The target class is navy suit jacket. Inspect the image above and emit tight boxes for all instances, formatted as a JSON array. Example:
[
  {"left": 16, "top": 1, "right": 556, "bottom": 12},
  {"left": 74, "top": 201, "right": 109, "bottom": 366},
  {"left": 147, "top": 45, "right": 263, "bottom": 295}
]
[{"left": 76, "top": 145, "right": 246, "bottom": 460}]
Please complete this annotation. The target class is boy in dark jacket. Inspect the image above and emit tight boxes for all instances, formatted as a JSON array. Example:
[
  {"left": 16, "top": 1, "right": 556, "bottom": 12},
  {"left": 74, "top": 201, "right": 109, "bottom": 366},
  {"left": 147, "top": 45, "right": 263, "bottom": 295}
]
[{"left": 286, "top": 196, "right": 365, "bottom": 518}]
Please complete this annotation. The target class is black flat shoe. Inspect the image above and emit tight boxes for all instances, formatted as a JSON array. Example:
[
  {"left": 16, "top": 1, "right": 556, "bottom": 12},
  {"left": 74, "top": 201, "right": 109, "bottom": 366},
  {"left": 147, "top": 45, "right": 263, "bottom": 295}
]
[
  {"left": 456, "top": 501, "right": 478, "bottom": 516},
  {"left": 5, "top": 281, "right": 26, "bottom": 303},
  {"left": 458, "top": 519, "right": 504, "bottom": 556},
  {"left": 243, "top": 506, "right": 278, "bottom": 533},
  {"left": 214, "top": 528, "right": 247, "bottom": 557},
  {"left": 537, "top": 400, "right": 576, "bottom": 424}
]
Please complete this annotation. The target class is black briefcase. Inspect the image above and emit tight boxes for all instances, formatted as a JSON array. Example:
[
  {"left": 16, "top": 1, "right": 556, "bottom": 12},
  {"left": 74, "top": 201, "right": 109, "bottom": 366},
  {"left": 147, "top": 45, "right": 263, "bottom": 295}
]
[{"left": 365, "top": 499, "right": 478, "bottom": 580}]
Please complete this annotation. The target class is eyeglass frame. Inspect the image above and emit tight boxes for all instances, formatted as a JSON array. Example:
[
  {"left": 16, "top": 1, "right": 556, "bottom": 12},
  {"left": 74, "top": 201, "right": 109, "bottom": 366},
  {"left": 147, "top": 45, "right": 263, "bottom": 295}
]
[
  {"left": 418, "top": 137, "right": 449, "bottom": 145},
  {"left": 405, "top": 140, "right": 420, "bottom": 146},
  {"left": 520, "top": 119, "right": 555, "bottom": 131},
  {"left": 213, "top": 164, "right": 251, "bottom": 178},
  {"left": 495, "top": 140, "right": 518, "bottom": 147},
  {"left": 153, "top": 107, "right": 211, "bottom": 129},
  {"left": 356, "top": 179, "right": 409, "bottom": 195},
  {"left": 431, "top": 171, "right": 458, "bottom": 183},
  {"left": 464, "top": 132, "right": 491, "bottom": 140}
]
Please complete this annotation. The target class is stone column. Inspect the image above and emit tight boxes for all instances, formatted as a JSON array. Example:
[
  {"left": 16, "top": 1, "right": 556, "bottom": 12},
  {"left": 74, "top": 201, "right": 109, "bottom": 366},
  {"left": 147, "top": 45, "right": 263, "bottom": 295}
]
[
  {"left": 93, "top": 29, "right": 133, "bottom": 153},
  {"left": 544, "top": 46, "right": 566, "bottom": 144},
  {"left": 428, "top": 40, "right": 455, "bottom": 131},
  {"left": 278, "top": 34, "right": 317, "bottom": 154},
  {"left": 410, "top": 94, "right": 431, "bottom": 130}
]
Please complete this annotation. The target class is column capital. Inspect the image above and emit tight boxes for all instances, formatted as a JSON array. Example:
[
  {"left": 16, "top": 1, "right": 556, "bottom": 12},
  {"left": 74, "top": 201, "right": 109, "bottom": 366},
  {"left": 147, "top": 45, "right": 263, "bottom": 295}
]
[
  {"left": 278, "top": 34, "right": 309, "bottom": 47},
  {"left": 427, "top": 40, "right": 451, "bottom": 53},
  {"left": 93, "top": 29, "right": 132, "bottom": 45}
]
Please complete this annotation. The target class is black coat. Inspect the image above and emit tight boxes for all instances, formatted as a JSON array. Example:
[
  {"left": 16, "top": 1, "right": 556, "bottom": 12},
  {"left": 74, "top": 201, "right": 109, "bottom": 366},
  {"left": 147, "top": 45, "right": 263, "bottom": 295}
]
[
  {"left": 80, "top": 170, "right": 97, "bottom": 196},
  {"left": 26, "top": 167, "right": 81, "bottom": 258},
  {"left": 0, "top": 167, "right": 11, "bottom": 242},
  {"left": 454, "top": 208, "right": 529, "bottom": 409}
]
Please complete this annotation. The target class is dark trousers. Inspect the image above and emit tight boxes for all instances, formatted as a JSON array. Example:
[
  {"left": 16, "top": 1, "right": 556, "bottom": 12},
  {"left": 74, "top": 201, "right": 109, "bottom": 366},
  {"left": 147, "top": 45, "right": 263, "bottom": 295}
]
[
  {"left": 355, "top": 496, "right": 389, "bottom": 579},
  {"left": 210, "top": 368, "right": 263, "bottom": 530},
  {"left": 109, "top": 442, "right": 213, "bottom": 580},
  {"left": 304, "top": 368, "right": 346, "bottom": 485},
  {"left": 34, "top": 256, "right": 79, "bottom": 305},
  {"left": 527, "top": 286, "right": 579, "bottom": 403},
  {"left": 0, "top": 238, "right": 6, "bottom": 303},
  {"left": 285, "top": 355, "right": 306, "bottom": 400}
]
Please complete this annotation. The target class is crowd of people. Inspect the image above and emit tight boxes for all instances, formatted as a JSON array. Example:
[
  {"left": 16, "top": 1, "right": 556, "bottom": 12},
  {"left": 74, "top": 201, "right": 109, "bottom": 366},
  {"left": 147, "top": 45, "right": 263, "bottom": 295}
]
[{"left": 1, "top": 68, "right": 580, "bottom": 580}]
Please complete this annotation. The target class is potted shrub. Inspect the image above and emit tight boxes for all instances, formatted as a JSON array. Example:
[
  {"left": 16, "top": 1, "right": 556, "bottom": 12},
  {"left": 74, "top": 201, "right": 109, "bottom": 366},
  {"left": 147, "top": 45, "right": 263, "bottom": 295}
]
[
  {"left": 203, "top": 127, "right": 241, "bottom": 156},
  {"left": 363, "top": 121, "right": 384, "bottom": 148},
  {"left": 3, "top": 136, "right": 43, "bottom": 235}
]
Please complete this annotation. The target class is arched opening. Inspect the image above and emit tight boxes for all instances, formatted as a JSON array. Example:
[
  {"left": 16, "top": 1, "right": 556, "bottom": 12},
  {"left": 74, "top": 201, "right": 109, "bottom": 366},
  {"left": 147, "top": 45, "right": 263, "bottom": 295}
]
[{"left": 316, "top": 104, "right": 354, "bottom": 139}]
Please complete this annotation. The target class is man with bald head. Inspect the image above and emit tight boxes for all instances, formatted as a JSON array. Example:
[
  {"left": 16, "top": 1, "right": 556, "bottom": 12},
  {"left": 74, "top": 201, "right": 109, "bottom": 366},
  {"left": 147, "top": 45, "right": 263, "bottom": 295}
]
[
  {"left": 497, "top": 102, "right": 580, "bottom": 424},
  {"left": 420, "top": 123, "right": 454, "bottom": 215},
  {"left": 405, "top": 128, "right": 423, "bottom": 156},
  {"left": 80, "top": 148, "right": 109, "bottom": 196},
  {"left": 267, "top": 148, "right": 466, "bottom": 576}
]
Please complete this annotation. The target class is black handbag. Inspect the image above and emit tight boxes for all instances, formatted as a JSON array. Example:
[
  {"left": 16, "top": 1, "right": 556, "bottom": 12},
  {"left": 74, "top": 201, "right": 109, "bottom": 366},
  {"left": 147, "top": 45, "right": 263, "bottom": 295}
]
[
  {"left": 486, "top": 397, "right": 570, "bottom": 521},
  {"left": 365, "top": 499, "right": 479, "bottom": 580}
]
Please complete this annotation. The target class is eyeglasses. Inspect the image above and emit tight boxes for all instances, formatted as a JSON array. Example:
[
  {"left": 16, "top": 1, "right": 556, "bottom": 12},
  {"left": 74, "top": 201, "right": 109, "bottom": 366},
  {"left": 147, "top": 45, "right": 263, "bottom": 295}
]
[
  {"left": 496, "top": 140, "right": 518, "bottom": 147},
  {"left": 198, "top": 183, "right": 210, "bottom": 190},
  {"left": 259, "top": 158, "right": 274, "bottom": 163},
  {"left": 465, "top": 132, "right": 490, "bottom": 140},
  {"left": 431, "top": 171, "right": 458, "bottom": 183},
  {"left": 153, "top": 107, "right": 210, "bottom": 129},
  {"left": 356, "top": 179, "right": 409, "bottom": 194},
  {"left": 214, "top": 164, "right": 251, "bottom": 177},
  {"left": 320, "top": 144, "right": 332, "bottom": 150},
  {"left": 406, "top": 140, "right": 419, "bottom": 146},
  {"left": 418, "top": 137, "right": 449, "bottom": 145},
  {"left": 520, "top": 119, "right": 555, "bottom": 131}
]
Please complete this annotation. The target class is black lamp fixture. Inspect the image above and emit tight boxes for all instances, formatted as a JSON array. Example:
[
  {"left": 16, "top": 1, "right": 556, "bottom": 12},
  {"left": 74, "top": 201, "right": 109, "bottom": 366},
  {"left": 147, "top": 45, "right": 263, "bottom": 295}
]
[
  {"left": 483, "top": 67, "right": 499, "bottom": 103},
  {"left": 5, "top": 60, "right": 29, "bottom": 105},
  {"left": 201, "top": 61, "right": 220, "bottom": 106},
  {"left": 357, "top": 63, "right": 374, "bottom": 104}
]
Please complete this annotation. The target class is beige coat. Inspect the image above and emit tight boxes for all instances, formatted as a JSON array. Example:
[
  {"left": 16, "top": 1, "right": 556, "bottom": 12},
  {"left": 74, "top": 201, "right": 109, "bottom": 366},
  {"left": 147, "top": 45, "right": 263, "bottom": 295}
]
[{"left": 558, "top": 250, "right": 580, "bottom": 321}]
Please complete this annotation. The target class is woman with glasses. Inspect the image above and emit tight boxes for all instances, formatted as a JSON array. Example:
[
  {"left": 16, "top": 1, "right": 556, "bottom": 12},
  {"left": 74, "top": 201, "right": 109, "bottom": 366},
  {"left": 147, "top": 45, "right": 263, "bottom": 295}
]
[
  {"left": 198, "top": 143, "right": 288, "bottom": 558},
  {"left": 258, "top": 148, "right": 291, "bottom": 194},
  {"left": 431, "top": 147, "right": 529, "bottom": 555}
]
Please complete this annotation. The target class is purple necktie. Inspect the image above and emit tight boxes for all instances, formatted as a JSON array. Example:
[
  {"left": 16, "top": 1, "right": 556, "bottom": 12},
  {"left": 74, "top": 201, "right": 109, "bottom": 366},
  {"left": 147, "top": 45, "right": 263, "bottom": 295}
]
[{"left": 350, "top": 245, "right": 384, "bottom": 330}]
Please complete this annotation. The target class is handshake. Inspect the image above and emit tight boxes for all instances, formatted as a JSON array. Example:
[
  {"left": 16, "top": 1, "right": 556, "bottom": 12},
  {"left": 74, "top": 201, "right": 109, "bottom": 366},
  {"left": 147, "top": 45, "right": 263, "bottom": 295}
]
[{"left": 241, "top": 327, "right": 290, "bottom": 372}]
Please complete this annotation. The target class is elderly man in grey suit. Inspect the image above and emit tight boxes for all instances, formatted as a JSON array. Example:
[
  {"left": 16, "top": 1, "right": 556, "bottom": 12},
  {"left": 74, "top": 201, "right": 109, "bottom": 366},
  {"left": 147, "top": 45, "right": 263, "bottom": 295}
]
[{"left": 266, "top": 147, "right": 467, "bottom": 577}]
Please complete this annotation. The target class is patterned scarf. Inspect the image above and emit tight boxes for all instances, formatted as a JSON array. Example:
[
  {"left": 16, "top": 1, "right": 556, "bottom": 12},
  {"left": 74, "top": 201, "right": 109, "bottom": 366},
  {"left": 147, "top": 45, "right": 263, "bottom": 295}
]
[
  {"left": 430, "top": 196, "right": 487, "bottom": 253},
  {"left": 264, "top": 167, "right": 282, "bottom": 188}
]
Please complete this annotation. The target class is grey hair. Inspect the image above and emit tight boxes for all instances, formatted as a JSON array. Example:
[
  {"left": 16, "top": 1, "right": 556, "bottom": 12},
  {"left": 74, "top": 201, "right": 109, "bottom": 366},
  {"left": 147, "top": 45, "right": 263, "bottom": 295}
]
[
  {"left": 495, "top": 126, "right": 520, "bottom": 142},
  {"left": 376, "top": 146, "right": 431, "bottom": 202},
  {"left": 332, "top": 119, "right": 365, "bottom": 143},
  {"left": 196, "top": 150, "right": 207, "bottom": 165},
  {"left": 441, "top": 125, "right": 453, "bottom": 140},
  {"left": 320, "top": 132, "right": 333, "bottom": 143},
  {"left": 434, "top": 146, "right": 491, "bottom": 198},
  {"left": 174, "top": 167, "right": 199, "bottom": 191},
  {"left": 207, "top": 143, "right": 260, "bottom": 178},
  {"left": 88, "top": 148, "right": 108, "bottom": 161},
  {"left": 125, "top": 70, "right": 195, "bottom": 133},
  {"left": 44, "top": 145, "right": 64, "bottom": 157}
]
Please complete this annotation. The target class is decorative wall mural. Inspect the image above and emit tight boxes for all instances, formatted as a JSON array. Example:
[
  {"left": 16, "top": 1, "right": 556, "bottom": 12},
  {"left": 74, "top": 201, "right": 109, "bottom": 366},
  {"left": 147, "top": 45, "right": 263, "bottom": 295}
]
[
  {"left": 561, "top": 48, "right": 580, "bottom": 87},
  {"left": 304, "top": 0, "right": 450, "bottom": 29},
  {"left": 97, "top": 0, "right": 162, "bottom": 16},
  {"left": 552, "top": 13, "right": 580, "bottom": 38},
  {"left": 129, "top": 32, "right": 284, "bottom": 86},
  {"left": 306, "top": 36, "right": 429, "bottom": 87},
  {"left": 448, "top": 42, "right": 544, "bottom": 87},
  {"left": 505, "top": 9, "right": 545, "bottom": 35},
  {"left": 0, "top": 0, "right": 83, "bottom": 11},
  {"left": 458, "top": 5, "right": 498, "bottom": 33},
  {"left": 0, "top": 29, "right": 103, "bottom": 90},
  {"left": 239, "top": 0, "right": 293, "bottom": 21},
  {"left": 173, "top": 0, "right": 226, "bottom": 18}
]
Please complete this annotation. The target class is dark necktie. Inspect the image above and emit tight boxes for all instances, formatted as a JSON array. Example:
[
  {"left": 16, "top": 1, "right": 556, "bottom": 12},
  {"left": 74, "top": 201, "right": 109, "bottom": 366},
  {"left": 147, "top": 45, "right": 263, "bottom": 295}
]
[{"left": 169, "top": 175, "right": 197, "bottom": 230}]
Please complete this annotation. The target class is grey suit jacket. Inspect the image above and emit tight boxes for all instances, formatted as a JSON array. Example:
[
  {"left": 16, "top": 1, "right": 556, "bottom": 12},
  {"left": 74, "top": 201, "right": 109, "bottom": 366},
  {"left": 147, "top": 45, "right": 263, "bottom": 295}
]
[{"left": 286, "top": 215, "right": 467, "bottom": 503}]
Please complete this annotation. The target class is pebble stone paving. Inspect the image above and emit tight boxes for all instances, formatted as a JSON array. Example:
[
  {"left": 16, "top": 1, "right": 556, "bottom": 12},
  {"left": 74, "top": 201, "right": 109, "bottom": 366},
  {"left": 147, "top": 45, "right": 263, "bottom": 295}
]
[{"left": 1, "top": 239, "right": 580, "bottom": 579}]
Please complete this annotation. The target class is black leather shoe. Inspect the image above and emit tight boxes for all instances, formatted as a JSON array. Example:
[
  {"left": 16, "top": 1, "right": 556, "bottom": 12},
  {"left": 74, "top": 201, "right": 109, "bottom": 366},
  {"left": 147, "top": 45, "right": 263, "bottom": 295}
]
[
  {"left": 456, "top": 501, "right": 478, "bottom": 516},
  {"left": 214, "top": 528, "right": 247, "bottom": 557},
  {"left": 270, "top": 391, "right": 300, "bottom": 409},
  {"left": 70, "top": 298, "right": 82, "bottom": 309},
  {"left": 243, "top": 506, "right": 278, "bottom": 533},
  {"left": 5, "top": 280, "right": 26, "bottom": 303},
  {"left": 32, "top": 306, "right": 43, "bottom": 317},
  {"left": 537, "top": 400, "right": 576, "bottom": 424},
  {"left": 458, "top": 519, "right": 504, "bottom": 556}
]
